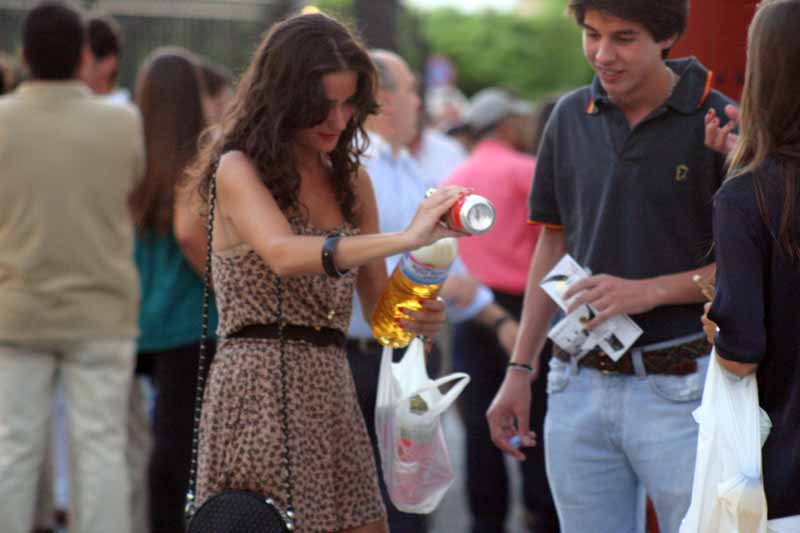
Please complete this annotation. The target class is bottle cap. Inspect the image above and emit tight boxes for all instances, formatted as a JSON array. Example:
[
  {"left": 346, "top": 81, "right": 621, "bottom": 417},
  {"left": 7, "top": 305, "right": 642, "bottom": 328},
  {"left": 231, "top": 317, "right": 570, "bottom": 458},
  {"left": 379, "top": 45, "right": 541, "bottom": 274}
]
[
  {"left": 410, "top": 237, "right": 458, "bottom": 268},
  {"left": 409, "top": 394, "right": 429, "bottom": 414}
]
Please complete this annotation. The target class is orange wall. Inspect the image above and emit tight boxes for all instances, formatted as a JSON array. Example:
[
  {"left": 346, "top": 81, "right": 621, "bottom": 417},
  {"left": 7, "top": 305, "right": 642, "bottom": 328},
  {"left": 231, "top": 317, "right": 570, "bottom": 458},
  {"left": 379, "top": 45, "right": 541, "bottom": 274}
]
[{"left": 670, "top": 0, "right": 758, "bottom": 101}]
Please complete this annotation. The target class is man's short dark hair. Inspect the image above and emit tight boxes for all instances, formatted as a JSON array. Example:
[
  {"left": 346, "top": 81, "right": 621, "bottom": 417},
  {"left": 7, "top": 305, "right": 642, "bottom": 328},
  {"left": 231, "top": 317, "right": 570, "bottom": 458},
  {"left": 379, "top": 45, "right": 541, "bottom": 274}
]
[
  {"left": 568, "top": 0, "right": 688, "bottom": 56},
  {"left": 87, "top": 14, "right": 121, "bottom": 60},
  {"left": 22, "top": 1, "right": 85, "bottom": 80}
]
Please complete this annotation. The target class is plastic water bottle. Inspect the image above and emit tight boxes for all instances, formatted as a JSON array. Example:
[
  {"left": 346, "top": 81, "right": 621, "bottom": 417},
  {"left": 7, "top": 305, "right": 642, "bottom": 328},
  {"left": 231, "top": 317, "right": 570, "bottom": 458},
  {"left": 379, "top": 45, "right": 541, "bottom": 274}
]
[
  {"left": 396, "top": 395, "right": 438, "bottom": 462},
  {"left": 370, "top": 238, "right": 458, "bottom": 348},
  {"left": 390, "top": 394, "right": 454, "bottom": 510}
]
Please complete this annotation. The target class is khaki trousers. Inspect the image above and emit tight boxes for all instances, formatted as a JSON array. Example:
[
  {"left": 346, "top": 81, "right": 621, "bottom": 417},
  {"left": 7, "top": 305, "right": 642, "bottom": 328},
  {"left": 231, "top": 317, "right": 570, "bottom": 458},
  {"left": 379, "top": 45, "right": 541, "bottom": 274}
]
[
  {"left": 0, "top": 338, "right": 135, "bottom": 533},
  {"left": 33, "top": 378, "right": 153, "bottom": 533}
]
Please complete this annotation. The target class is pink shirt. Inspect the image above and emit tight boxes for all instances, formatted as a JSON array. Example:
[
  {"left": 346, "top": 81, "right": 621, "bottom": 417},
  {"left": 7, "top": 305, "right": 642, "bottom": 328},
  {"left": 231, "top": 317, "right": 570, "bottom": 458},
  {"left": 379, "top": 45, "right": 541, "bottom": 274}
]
[{"left": 444, "top": 139, "right": 541, "bottom": 294}]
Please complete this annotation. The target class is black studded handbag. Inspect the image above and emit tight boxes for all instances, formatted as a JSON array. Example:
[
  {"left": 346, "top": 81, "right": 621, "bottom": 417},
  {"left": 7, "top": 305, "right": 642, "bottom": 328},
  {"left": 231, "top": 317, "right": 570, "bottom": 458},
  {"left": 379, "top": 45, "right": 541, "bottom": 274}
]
[{"left": 185, "top": 162, "right": 295, "bottom": 533}]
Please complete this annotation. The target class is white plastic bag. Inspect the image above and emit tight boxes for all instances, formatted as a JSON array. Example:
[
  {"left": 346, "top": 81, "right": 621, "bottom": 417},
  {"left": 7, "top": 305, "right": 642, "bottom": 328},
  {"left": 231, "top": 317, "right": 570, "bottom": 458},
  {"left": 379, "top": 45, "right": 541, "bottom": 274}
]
[
  {"left": 680, "top": 349, "right": 772, "bottom": 533},
  {"left": 375, "top": 338, "right": 470, "bottom": 513}
]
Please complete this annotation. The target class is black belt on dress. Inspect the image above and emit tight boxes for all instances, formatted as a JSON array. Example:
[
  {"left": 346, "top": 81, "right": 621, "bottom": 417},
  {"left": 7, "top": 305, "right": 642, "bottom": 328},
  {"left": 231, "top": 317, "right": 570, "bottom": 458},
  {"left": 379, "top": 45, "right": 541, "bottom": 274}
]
[
  {"left": 225, "top": 323, "right": 346, "bottom": 348},
  {"left": 552, "top": 337, "right": 710, "bottom": 376}
]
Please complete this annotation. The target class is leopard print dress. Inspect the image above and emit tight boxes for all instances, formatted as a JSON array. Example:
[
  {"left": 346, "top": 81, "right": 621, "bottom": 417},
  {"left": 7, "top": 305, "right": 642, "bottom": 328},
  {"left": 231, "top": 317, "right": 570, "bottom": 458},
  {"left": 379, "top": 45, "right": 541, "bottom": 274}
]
[{"left": 196, "top": 217, "right": 387, "bottom": 532}]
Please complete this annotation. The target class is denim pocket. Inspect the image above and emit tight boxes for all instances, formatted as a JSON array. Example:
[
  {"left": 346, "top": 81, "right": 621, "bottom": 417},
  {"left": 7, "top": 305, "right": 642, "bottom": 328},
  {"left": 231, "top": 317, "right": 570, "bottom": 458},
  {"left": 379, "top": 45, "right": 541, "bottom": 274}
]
[
  {"left": 647, "top": 355, "right": 709, "bottom": 402},
  {"left": 546, "top": 356, "right": 571, "bottom": 394}
]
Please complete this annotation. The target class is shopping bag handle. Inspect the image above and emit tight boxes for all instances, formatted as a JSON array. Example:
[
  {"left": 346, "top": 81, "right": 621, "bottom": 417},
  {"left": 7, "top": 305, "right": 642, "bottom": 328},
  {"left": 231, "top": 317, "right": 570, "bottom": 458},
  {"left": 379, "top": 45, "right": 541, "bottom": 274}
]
[{"left": 402, "top": 372, "right": 471, "bottom": 419}]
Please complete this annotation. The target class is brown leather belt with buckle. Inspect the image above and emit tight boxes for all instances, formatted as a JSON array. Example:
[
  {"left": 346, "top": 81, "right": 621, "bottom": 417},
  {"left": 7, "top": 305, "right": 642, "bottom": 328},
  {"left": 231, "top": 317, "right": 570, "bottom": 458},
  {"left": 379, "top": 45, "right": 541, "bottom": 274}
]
[{"left": 552, "top": 337, "right": 710, "bottom": 376}]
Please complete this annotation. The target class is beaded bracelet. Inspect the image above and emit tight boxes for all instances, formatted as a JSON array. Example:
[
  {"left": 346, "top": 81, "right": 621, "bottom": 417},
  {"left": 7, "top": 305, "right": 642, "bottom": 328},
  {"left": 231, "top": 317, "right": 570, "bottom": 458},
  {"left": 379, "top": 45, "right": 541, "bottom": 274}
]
[
  {"left": 507, "top": 362, "right": 534, "bottom": 374},
  {"left": 321, "top": 233, "right": 348, "bottom": 278}
]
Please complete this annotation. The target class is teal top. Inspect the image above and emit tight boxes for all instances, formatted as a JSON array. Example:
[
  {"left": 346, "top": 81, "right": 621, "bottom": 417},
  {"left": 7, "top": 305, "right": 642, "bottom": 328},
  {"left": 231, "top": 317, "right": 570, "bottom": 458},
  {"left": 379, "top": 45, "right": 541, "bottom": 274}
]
[{"left": 135, "top": 229, "right": 218, "bottom": 353}]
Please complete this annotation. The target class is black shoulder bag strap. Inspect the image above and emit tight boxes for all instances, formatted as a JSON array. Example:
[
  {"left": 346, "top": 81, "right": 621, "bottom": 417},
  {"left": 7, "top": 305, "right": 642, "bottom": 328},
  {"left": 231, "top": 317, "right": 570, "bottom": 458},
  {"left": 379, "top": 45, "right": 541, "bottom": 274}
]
[{"left": 185, "top": 160, "right": 295, "bottom": 532}]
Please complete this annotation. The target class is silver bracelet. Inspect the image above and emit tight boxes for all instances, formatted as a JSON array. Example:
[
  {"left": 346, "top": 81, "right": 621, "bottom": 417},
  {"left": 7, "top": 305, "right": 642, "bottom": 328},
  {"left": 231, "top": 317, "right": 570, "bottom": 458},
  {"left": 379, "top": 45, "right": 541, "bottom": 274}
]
[{"left": 507, "top": 362, "right": 534, "bottom": 375}]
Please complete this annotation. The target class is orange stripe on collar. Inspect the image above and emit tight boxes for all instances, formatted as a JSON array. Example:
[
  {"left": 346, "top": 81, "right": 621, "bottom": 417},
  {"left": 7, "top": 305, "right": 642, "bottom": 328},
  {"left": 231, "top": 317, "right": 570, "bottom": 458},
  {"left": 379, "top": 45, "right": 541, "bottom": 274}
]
[
  {"left": 528, "top": 220, "right": 564, "bottom": 230},
  {"left": 586, "top": 99, "right": 596, "bottom": 114},
  {"left": 698, "top": 70, "right": 713, "bottom": 109}
]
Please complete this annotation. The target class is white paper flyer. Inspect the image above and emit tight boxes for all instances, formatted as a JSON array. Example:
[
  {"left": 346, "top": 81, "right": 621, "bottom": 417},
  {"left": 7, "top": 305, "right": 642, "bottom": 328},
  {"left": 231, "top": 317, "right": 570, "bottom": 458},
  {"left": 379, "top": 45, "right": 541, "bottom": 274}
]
[{"left": 540, "top": 255, "right": 643, "bottom": 361}]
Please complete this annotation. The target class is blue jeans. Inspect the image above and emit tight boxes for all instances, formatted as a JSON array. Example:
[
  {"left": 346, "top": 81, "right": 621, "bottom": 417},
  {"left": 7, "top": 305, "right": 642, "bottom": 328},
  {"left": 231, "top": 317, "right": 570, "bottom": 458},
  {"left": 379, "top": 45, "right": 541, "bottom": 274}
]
[{"left": 544, "top": 336, "right": 709, "bottom": 533}]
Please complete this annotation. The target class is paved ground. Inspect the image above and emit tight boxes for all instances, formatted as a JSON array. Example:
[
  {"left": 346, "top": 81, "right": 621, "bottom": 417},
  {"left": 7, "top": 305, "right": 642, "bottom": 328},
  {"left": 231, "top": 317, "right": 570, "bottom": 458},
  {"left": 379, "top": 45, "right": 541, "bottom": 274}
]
[{"left": 46, "top": 409, "right": 527, "bottom": 533}]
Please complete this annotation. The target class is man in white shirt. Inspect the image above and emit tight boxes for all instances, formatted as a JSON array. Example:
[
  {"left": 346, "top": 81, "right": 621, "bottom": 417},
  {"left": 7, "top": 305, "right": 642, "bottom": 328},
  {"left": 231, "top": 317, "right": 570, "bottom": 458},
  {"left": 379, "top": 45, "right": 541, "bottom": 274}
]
[{"left": 347, "top": 49, "right": 518, "bottom": 533}]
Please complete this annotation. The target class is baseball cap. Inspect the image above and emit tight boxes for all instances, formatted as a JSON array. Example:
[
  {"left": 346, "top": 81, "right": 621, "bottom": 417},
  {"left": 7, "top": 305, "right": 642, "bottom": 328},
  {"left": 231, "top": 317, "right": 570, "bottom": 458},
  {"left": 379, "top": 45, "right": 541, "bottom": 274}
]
[{"left": 462, "top": 88, "right": 533, "bottom": 134}]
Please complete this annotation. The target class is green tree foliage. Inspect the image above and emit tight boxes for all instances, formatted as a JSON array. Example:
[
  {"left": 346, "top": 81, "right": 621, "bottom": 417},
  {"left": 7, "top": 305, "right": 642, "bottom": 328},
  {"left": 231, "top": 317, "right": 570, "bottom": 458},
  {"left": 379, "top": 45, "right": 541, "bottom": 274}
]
[
  {"left": 312, "top": 0, "right": 427, "bottom": 71},
  {"left": 312, "top": 0, "right": 592, "bottom": 100},
  {"left": 312, "top": 0, "right": 356, "bottom": 24},
  {"left": 1, "top": 0, "right": 592, "bottom": 100},
  {"left": 420, "top": 7, "right": 592, "bottom": 100}
]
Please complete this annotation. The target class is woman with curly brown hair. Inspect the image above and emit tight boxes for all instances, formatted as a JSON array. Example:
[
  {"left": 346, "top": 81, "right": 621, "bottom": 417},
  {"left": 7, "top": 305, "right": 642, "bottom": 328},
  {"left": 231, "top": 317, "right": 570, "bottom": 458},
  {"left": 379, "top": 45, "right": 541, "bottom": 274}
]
[{"left": 187, "top": 12, "right": 467, "bottom": 533}]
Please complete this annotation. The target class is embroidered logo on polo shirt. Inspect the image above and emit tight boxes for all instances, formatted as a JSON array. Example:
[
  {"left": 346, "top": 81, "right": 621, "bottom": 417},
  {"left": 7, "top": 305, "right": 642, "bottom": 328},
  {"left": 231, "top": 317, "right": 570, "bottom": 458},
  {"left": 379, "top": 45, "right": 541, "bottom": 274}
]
[{"left": 675, "top": 164, "right": 689, "bottom": 182}]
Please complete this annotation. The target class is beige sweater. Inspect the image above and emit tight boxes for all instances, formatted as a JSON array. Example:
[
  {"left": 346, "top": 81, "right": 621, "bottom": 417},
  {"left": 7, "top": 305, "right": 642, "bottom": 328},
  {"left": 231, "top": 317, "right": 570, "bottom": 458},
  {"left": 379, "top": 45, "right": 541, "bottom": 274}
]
[{"left": 0, "top": 81, "right": 144, "bottom": 340}]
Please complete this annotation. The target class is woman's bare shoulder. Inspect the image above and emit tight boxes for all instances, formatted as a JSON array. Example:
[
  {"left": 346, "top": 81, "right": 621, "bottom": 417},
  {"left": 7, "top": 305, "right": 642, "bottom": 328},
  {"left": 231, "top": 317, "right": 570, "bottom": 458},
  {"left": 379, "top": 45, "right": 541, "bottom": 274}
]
[
  {"left": 355, "top": 165, "right": 374, "bottom": 195},
  {"left": 216, "top": 150, "right": 269, "bottom": 199},
  {"left": 218, "top": 150, "right": 259, "bottom": 179}
]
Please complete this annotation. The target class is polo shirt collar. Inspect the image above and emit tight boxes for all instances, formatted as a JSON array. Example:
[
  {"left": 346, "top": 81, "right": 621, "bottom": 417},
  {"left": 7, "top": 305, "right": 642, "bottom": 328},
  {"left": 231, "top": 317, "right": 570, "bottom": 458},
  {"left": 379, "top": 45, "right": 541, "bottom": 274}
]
[
  {"left": 665, "top": 57, "right": 715, "bottom": 114},
  {"left": 586, "top": 57, "right": 714, "bottom": 116}
]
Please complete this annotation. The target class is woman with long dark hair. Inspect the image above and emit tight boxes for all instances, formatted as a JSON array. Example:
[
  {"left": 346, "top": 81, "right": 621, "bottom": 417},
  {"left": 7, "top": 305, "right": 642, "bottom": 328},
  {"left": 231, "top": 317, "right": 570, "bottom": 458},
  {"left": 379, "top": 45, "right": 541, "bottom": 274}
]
[
  {"left": 187, "top": 13, "right": 466, "bottom": 533},
  {"left": 197, "top": 59, "right": 233, "bottom": 127},
  {"left": 707, "top": 0, "right": 800, "bottom": 526},
  {"left": 128, "top": 46, "right": 217, "bottom": 533}
]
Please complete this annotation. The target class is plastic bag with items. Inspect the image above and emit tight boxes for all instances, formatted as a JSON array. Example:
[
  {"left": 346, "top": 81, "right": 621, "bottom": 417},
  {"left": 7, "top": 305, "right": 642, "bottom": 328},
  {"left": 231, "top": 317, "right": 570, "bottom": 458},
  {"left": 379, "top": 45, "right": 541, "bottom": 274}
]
[
  {"left": 375, "top": 337, "right": 470, "bottom": 514},
  {"left": 680, "top": 348, "right": 772, "bottom": 533}
]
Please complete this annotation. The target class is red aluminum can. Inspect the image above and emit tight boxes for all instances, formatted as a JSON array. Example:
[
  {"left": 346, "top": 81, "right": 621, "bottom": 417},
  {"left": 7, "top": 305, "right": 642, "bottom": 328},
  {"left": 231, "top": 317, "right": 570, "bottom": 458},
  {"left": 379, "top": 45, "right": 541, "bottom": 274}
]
[
  {"left": 445, "top": 193, "right": 496, "bottom": 234},
  {"left": 425, "top": 189, "right": 496, "bottom": 234}
]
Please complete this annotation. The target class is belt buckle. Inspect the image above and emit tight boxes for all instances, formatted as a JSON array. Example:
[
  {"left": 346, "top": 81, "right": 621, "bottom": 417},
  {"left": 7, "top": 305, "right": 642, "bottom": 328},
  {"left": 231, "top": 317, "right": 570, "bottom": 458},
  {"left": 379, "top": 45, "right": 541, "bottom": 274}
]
[{"left": 597, "top": 356, "right": 614, "bottom": 375}]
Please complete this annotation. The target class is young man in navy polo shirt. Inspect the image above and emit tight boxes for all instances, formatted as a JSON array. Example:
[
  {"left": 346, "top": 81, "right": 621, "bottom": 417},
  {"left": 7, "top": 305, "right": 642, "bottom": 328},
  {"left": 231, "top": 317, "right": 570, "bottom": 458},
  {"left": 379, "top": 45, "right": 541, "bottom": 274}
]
[{"left": 487, "top": 1, "right": 736, "bottom": 532}]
